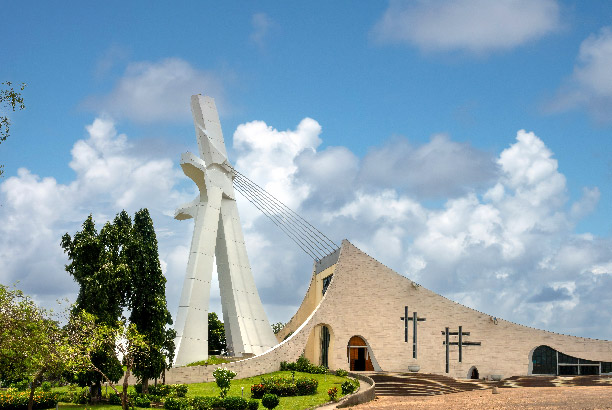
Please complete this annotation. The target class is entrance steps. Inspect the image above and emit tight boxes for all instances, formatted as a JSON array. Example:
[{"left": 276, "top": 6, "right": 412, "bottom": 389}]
[
  {"left": 366, "top": 372, "right": 491, "bottom": 396},
  {"left": 365, "top": 373, "right": 612, "bottom": 397}
]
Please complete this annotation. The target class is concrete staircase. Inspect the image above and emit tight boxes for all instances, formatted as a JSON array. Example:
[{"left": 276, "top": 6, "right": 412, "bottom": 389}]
[{"left": 366, "top": 372, "right": 491, "bottom": 396}]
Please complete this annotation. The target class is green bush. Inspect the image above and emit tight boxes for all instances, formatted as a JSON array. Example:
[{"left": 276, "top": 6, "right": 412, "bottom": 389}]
[
  {"left": 108, "top": 393, "right": 122, "bottom": 405},
  {"left": 260, "top": 394, "right": 279, "bottom": 410},
  {"left": 0, "top": 390, "right": 59, "bottom": 410},
  {"left": 39, "top": 382, "right": 52, "bottom": 392},
  {"left": 280, "top": 356, "right": 327, "bottom": 374},
  {"left": 72, "top": 387, "right": 90, "bottom": 404},
  {"left": 222, "top": 396, "right": 247, "bottom": 410},
  {"left": 295, "top": 377, "right": 318, "bottom": 395},
  {"left": 250, "top": 383, "right": 266, "bottom": 399},
  {"left": 247, "top": 399, "right": 259, "bottom": 410},
  {"left": 213, "top": 368, "right": 236, "bottom": 398},
  {"left": 163, "top": 397, "right": 191, "bottom": 410},
  {"left": 170, "top": 384, "right": 188, "bottom": 398},
  {"left": 9, "top": 381, "right": 29, "bottom": 392},
  {"left": 335, "top": 369, "right": 348, "bottom": 377},
  {"left": 134, "top": 396, "right": 151, "bottom": 408},
  {"left": 149, "top": 384, "right": 172, "bottom": 397},
  {"left": 191, "top": 396, "right": 222, "bottom": 410},
  {"left": 341, "top": 380, "right": 356, "bottom": 395}
]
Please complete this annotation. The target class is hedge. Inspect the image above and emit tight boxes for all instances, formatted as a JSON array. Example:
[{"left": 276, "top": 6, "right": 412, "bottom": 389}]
[
  {"left": 0, "top": 390, "right": 59, "bottom": 410},
  {"left": 250, "top": 376, "right": 318, "bottom": 399}
]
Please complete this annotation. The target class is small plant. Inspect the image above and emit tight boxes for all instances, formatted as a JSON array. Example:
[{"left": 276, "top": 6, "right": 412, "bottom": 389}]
[
  {"left": 40, "top": 381, "right": 52, "bottom": 392},
  {"left": 134, "top": 395, "right": 151, "bottom": 408},
  {"left": 213, "top": 367, "right": 237, "bottom": 398},
  {"left": 328, "top": 387, "right": 338, "bottom": 401},
  {"left": 341, "top": 379, "right": 357, "bottom": 394},
  {"left": 108, "top": 393, "right": 122, "bottom": 405},
  {"left": 335, "top": 369, "right": 348, "bottom": 377},
  {"left": 261, "top": 393, "right": 279, "bottom": 410},
  {"left": 247, "top": 398, "right": 259, "bottom": 410},
  {"left": 222, "top": 396, "right": 248, "bottom": 410}
]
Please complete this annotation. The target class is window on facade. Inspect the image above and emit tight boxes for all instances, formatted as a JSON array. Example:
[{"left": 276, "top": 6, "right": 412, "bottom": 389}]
[
  {"left": 322, "top": 275, "right": 333, "bottom": 295},
  {"left": 532, "top": 345, "right": 557, "bottom": 374},
  {"left": 558, "top": 352, "right": 578, "bottom": 364},
  {"left": 602, "top": 362, "right": 612, "bottom": 373}
]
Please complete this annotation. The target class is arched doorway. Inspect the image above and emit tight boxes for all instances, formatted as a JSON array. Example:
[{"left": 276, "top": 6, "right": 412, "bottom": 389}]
[
  {"left": 347, "top": 336, "right": 374, "bottom": 371},
  {"left": 468, "top": 366, "right": 479, "bottom": 379}
]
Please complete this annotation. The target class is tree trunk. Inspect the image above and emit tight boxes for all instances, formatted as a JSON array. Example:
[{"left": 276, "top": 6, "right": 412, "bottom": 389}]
[
  {"left": 142, "top": 377, "right": 149, "bottom": 394},
  {"left": 122, "top": 365, "right": 132, "bottom": 410},
  {"left": 27, "top": 370, "right": 44, "bottom": 410}
]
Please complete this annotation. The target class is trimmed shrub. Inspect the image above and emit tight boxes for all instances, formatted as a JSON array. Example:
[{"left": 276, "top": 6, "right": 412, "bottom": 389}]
[
  {"left": 171, "top": 384, "right": 188, "bottom": 398},
  {"left": 222, "top": 396, "right": 248, "bottom": 410},
  {"left": 108, "top": 393, "right": 122, "bottom": 405},
  {"left": 163, "top": 397, "right": 191, "bottom": 410},
  {"left": 261, "top": 394, "right": 279, "bottom": 410},
  {"left": 134, "top": 396, "right": 151, "bottom": 408},
  {"left": 247, "top": 399, "right": 259, "bottom": 410},
  {"left": 0, "top": 390, "right": 59, "bottom": 410},
  {"left": 191, "top": 396, "right": 222, "bottom": 410},
  {"left": 341, "top": 380, "right": 356, "bottom": 395},
  {"left": 149, "top": 384, "right": 172, "bottom": 397},
  {"left": 250, "top": 384, "right": 266, "bottom": 399},
  {"left": 280, "top": 356, "right": 327, "bottom": 374},
  {"left": 335, "top": 369, "right": 348, "bottom": 377},
  {"left": 295, "top": 378, "right": 318, "bottom": 395},
  {"left": 328, "top": 387, "right": 338, "bottom": 401}
]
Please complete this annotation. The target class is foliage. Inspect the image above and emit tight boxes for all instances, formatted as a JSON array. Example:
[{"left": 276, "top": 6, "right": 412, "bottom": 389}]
[
  {"left": 0, "top": 81, "right": 26, "bottom": 177},
  {"left": 327, "top": 387, "right": 338, "bottom": 401},
  {"left": 335, "top": 369, "right": 348, "bottom": 377},
  {"left": 250, "top": 376, "right": 317, "bottom": 398},
  {"left": 212, "top": 367, "right": 236, "bottom": 398},
  {"left": 247, "top": 399, "right": 259, "bottom": 410},
  {"left": 128, "top": 209, "right": 176, "bottom": 392},
  {"left": 62, "top": 210, "right": 175, "bottom": 399},
  {"left": 280, "top": 356, "right": 327, "bottom": 374},
  {"left": 133, "top": 396, "right": 151, "bottom": 408},
  {"left": 0, "top": 389, "right": 58, "bottom": 410},
  {"left": 39, "top": 383, "right": 51, "bottom": 393},
  {"left": 163, "top": 397, "right": 189, "bottom": 410},
  {"left": 270, "top": 322, "right": 285, "bottom": 335},
  {"left": 341, "top": 380, "right": 357, "bottom": 395},
  {"left": 221, "top": 396, "right": 248, "bottom": 410},
  {"left": 260, "top": 394, "right": 279, "bottom": 410},
  {"left": 207, "top": 313, "right": 226, "bottom": 355},
  {"left": 186, "top": 356, "right": 230, "bottom": 367},
  {"left": 0, "top": 284, "right": 75, "bottom": 410}
]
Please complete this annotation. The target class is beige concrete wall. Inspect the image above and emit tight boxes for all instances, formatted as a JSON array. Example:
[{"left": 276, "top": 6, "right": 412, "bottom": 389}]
[{"left": 161, "top": 240, "right": 612, "bottom": 384}]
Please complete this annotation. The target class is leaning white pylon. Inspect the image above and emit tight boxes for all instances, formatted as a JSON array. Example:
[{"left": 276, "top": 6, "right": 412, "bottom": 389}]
[{"left": 173, "top": 95, "right": 278, "bottom": 366}]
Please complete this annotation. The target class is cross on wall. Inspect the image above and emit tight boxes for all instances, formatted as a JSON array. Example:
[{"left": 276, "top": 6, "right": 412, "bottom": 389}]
[
  {"left": 441, "top": 326, "right": 482, "bottom": 373},
  {"left": 400, "top": 306, "right": 426, "bottom": 359}
]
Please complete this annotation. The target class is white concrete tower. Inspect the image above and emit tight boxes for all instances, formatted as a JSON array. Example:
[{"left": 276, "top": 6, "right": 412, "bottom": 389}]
[{"left": 173, "top": 95, "right": 278, "bottom": 366}]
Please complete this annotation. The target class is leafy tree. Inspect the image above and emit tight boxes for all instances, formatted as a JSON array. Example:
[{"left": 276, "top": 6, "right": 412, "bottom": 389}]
[
  {"left": 68, "top": 311, "right": 147, "bottom": 410},
  {"left": 128, "top": 209, "right": 175, "bottom": 393},
  {"left": 271, "top": 322, "right": 285, "bottom": 335},
  {"left": 61, "top": 213, "right": 130, "bottom": 395},
  {"left": 208, "top": 312, "right": 226, "bottom": 355},
  {"left": 62, "top": 210, "right": 175, "bottom": 396},
  {"left": 0, "top": 81, "right": 26, "bottom": 177},
  {"left": 0, "top": 284, "right": 73, "bottom": 410}
]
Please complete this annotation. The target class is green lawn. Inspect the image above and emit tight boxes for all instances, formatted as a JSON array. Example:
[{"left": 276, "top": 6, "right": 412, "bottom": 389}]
[{"left": 56, "top": 371, "right": 353, "bottom": 410}]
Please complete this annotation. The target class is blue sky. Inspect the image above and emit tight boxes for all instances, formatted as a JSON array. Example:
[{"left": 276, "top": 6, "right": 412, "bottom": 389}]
[{"left": 1, "top": 1, "right": 611, "bottom": 340}]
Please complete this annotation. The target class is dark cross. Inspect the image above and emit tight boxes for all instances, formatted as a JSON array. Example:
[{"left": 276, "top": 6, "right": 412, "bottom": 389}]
[
  {"left": 442, "top": 326, "right": 481, "bottom": 373},
  {"left": 400, "top": 307, "right": 426, "bottom": 358}
]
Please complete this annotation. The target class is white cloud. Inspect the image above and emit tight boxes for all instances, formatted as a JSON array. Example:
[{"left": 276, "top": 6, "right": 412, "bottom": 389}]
[
  {"left": 84, "top": 58, "right": 225, "bottom": 123},
  {"left": 549, "top": 26, "right": 612, "bottom": 122},
  {"left": 372, "top": 0, "right": 561, "bottom": 54},
  {"left": 0, "top": 117, "right": 192, "bottom": 315}
]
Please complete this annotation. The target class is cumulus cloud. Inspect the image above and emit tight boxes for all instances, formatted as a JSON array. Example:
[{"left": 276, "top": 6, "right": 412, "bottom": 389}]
[
  {"left": 358, "top": 134, "right": 497, "bottom": 198},
  {"left": 371, "top": 0, "right": 561, "bottom": 54},
  {"left": 0, "top": 117, "right": 192, "bottom": 313},
  {"left": 84, "top": 58, "right": 225, "bottom": 123},
  {"left": 549, "top": 25, "right": 612, "bottom": 122},
  {"left": 2, "top": 113, "right": 610, "bottom": 340},
  {"left": 235, "top": 122, "right": 610, "bottom": 338}
]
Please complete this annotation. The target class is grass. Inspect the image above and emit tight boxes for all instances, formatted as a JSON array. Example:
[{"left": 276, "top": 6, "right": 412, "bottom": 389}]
[
  {"left": 54, "top": 371, "right": 353, "bottom": 410},
  {"left": 186, "top": 356, "right": 232, "bottom": 366}
]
